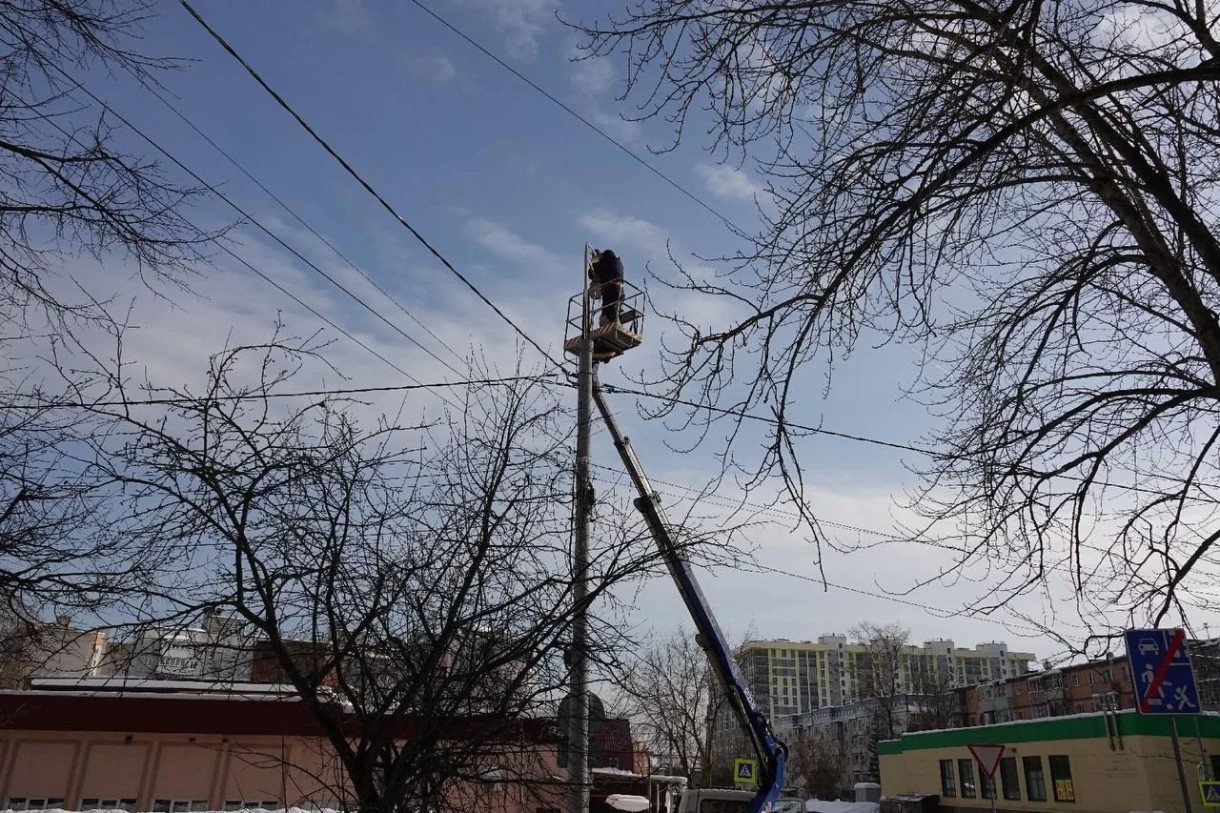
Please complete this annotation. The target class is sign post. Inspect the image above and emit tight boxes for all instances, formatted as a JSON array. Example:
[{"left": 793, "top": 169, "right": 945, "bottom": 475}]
[
  {"left": 733, "top": 758, "right": 758, "bottom": 789},
  {"left": 1126, "top": 629, "right": 1203, "bottom": 813},
  {"left": 969, "top": 744, "right": 1005, "bottom": 813}
]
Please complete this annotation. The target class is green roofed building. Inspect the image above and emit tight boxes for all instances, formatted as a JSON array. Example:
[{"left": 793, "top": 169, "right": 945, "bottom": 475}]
[{"left": 879, "top": 711, "right": 1220, "bottom": 813}]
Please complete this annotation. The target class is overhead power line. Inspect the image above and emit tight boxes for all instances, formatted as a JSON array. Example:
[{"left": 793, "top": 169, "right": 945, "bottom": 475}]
[
  {"left": 218, "top": 244, "right": 419, "bottom": 380},
  {"left": 3, "top": 60, "right": 431, "bottom": 388},
  {"left": 405, "top": 0, "right": 744, "bottom": 234},
  {"left": 132, "top": 70, "right": 469, "bottom": 373},
  {"left": 632, "top": 463, "right": 1130, "bottom": 588},
  {"left": 33, "top": 61, "right": 470, "bottom": 394},
  {"left": 599, "top": 383, "right": 1179, "bottom": 496},
  {"left": 179, "top": 0, "right": 563, "bottom": 372},
  {"left": 10, "top": 374, "right": 559, "bottom": 411},
  {"left": 601, "top": 382, "right": 934, "bottom": 454},
  {"left": 754, "top": 563, "right": 1057, "bottom": 639},
  {"left": 12, "top": 32, "right": 589, "bottom": 453}
]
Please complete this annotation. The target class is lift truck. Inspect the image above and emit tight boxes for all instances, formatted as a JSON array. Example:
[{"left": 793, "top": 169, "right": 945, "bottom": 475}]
[{"left": 564, "top": 246, "right": 788, "bottom": 813}]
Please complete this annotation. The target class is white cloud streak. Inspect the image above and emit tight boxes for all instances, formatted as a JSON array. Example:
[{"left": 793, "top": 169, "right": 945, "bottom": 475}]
[
  {"left": 695, "top": 162, "right": 763, "bottom": 202},
  {"left": 455, "top": 0, "right": 557, "bottom": 60}
]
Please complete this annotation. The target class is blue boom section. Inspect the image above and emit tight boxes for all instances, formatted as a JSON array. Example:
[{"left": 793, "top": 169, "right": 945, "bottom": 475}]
[{"left": 591, "top": 375, "right": 787, "bottom": 813}]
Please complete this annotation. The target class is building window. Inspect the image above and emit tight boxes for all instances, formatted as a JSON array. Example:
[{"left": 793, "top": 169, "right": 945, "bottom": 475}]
[
  {"left": 82, "top": 800, "right": 138, "bottom": 811},
  {"left": 6, "top": 800, "right": 66, "bottom": 811},
  {"left": 153, "top": 801, "right": 210, "bottom": 813},
  {"left": 959, "top": 759, "right": 977, "bottom": 798},
  {"left": 1050, "top": 755, "right": 1075, "bottom": 802},
  {"left": 940, "top": 759, "right": 957, "bottom": 797},
  {"left": 980, "top": 771, "right": 996, "bottom": 800},
  {"left": 1023, "top": 756, "right": 1047, "bottom": 802},
  {"left": 1072, "top": 674, "right": 1080, "bottom": 686},
  {"left": 1000, "top": 757, "right": 1021, "bottom": 800}
]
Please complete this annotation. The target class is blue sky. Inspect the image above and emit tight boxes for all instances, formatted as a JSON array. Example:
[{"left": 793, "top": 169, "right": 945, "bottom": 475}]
[{"left": 45, "top": 0, "right": 1182, "bottom": 663}]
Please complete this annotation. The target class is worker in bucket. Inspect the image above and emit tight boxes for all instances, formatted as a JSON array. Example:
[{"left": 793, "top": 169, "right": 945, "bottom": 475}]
[{"left": 589, "top": 248, "right": 624, "bottom": 326}]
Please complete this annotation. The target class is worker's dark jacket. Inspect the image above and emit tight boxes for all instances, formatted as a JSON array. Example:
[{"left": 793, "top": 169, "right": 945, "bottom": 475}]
[{"left": 591, "top": 252, "right": 624, "bottom": 284}]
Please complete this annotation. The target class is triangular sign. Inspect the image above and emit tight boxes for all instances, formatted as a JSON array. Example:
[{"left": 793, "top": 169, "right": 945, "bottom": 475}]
[
  {"left": 1206, "top": 786, "right": 1220, "bottom": 803},
  {"left": 738, "top": 762, "right": 754, "bottom": 779},
  {"left": 968, "top": 744, "right": 1006, "bottom": 778}
]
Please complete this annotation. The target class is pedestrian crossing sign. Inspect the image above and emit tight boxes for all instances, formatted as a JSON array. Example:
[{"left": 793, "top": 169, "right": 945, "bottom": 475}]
[
  {"left": 1199, "top": 781, "right": 1220, "bottom": 807},
  {"left": 734, "top": 758, "right": 757, "bottom": 787}
]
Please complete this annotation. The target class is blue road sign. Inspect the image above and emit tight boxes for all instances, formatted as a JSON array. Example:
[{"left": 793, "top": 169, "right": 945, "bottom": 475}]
[
  {"left": 1124, "top": 628, "right": 1201, "bottom": 715},
  {"left": 1201, "top": 781, "right": 1220, "bottom": 808},
  {"left": 734, "top": 758, "right": 757, "bottom": 786}
]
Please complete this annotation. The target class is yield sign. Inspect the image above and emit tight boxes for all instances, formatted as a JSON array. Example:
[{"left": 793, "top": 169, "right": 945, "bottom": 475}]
[{"left": 968, "top": 744, "right": 1006, "bottom": 778}]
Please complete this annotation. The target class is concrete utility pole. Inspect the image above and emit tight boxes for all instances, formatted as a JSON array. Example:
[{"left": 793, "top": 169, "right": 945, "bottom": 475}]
[{"left": 568, "top": 247, "right": 594, "bottom": 813}]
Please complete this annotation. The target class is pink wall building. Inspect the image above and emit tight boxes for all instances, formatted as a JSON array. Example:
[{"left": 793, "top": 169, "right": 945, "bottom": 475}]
[{"left": 0, "top": 690, "right": 575, "bottom": 813}]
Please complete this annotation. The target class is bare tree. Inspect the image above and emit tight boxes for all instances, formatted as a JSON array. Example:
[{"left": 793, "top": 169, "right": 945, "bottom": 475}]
[
  {"left": 613, "top": 629, "right": 716, "bottom": 783},
  {"left": 849, "top": 623, "right": 910, "bottom": 741},
  {"left": 576, "top": 0, "right": 1220, "bottom": 637},
  {"left": 849, "top": 623, "right": 911, "bottom": 782},
  {"left": 786, "top": 729, "right": 848, "bottom": 801},
  {"left": 0, "top": 0, "right": 215, "bottom": 634},
  {"left": 73, "top": 335, "right": 698, "bottom": 813},
  {"left": 0, "top": 0, "right": 211, "bottom": 317},
  {"left": 908, "top": 660, "right": 963, "bottom": 731}
]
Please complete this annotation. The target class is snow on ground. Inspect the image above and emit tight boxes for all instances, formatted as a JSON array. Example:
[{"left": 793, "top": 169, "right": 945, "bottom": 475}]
[{"left": 804, "top": 801, "right": 880, "bottom": 813}]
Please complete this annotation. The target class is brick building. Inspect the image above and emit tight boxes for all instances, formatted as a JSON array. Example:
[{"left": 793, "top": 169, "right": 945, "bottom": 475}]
[{"left": 963, "top": 655, "right": 1138, "bottom": 726}]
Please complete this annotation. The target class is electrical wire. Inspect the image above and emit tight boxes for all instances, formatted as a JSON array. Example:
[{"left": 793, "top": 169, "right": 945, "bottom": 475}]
[
  {"left": 127, "top": 68, "right": 470, "bottom": 372},
  {"left": 7, "top": 374, "right": 559, "bottom": 410},
  {"left": 218, "top": 243, "right": 420, "bottom": 381},
  {"left": 602, "top": 382, "right": 941, "bottom": 455},
  {"left": 405, "top": 0, "right": 744, "bottom": 234},
  {"left": 179, "top": 0, "right": 564, "bottom": 372},
  {"left": 16, "top": 47, "right": 596, "bottom": 463},
  {"left": 402, "top": 1, "right": 1220, "bottom": 506},
  {"left": 179, "top": 1, "right": 1209, "bottom": 509},
  {"left": 29, "top": 64, "right": 468, "bottom": 390},
  {"left": 753, "top": 563, "right": 1061, "bottom": 640},
  {"left": 14, "top": 88, "right": 461, "bottom": 413},
  {"left": 599, "top": 382, "right": 1184, "bottom": 497},
  {"left": 18, "top": 15, "right": 1207, "bottom": 628}
]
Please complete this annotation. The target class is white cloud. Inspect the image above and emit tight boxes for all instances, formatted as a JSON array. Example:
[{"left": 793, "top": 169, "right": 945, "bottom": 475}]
[
  {"left": 577, "top": 208, "right": 670, "bottom": 258},
  {"left": 9, "top": 217, "right": 570, "bottom": 432},
  {"left": 407, "top": 53, "right": 460, "bottom": 84},
  {"left": 590, "top": 110, "right": 641, "bottom": 144},
  {"left": 695, "top": 162, "right": 763, "bottom": 202},
  {"left": 568, "top": 51, "right": 614, "bottom": 96},
  {"left": 320, "top": 0, "right": 376, "bottom": 36},
  {"left": 465, "top": 216, "right": 564, "bottom": 271},
  {"left": 562, "top": 41, "right": 640, "bottom": 143},
  {"left": 456, "top": 0, "right": 556, "bottom": 60},
  {"left": 1091, "top": 3, "right": 1184, "bottom": 54}
]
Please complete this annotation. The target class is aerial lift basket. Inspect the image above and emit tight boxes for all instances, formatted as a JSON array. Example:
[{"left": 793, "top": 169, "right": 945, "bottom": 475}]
[{"left": 562, "top": 244, "right": 646, "bottom": 362}]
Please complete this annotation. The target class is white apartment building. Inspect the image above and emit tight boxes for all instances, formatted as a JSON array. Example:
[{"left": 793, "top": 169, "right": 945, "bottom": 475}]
[
  {"left": 708, "top": 635, "right": 1036, "bottom": 783},
  {"left": 738, "top": 635, "right": 1035, "bottom": 718}
]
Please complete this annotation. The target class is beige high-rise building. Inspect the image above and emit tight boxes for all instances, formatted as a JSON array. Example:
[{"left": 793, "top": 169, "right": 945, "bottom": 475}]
[
  {"left": 734, "top": 635, "right": 1036, "bottom": 719},
  {"left": 708, "top": 634, "right": 1036, "bottom": 784}
]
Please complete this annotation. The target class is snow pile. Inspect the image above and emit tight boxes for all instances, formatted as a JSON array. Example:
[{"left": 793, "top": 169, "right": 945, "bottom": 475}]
[{"left": 804, "top": 801, "right": 880, "bottom": 813}]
